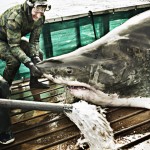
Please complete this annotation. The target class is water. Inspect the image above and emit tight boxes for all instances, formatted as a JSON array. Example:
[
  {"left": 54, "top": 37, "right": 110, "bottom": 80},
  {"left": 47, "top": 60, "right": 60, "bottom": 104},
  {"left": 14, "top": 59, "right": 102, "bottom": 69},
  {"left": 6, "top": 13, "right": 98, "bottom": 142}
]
[{"left": 65, "top": 101, "right": 117, "bottom": 150}]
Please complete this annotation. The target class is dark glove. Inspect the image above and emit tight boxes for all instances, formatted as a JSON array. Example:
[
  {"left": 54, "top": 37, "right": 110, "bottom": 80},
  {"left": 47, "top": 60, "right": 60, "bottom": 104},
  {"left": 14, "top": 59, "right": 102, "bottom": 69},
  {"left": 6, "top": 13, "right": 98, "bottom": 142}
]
[
  {"left": 25, "top": 61, "right": 42, "bottom": 77},
  {"left": 31, "top": 56, "right": 41, "bottom": 65}
]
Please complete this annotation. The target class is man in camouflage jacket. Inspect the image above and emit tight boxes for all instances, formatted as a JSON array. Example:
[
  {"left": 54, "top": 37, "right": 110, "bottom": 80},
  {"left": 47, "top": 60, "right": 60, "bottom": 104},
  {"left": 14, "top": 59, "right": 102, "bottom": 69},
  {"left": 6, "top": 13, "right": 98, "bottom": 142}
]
[
  {"left": 0, "top": 0, "right": 50, "bottom": 88},
  {"left": 0, "top": 0, "right": 51, "bottom": 144}
]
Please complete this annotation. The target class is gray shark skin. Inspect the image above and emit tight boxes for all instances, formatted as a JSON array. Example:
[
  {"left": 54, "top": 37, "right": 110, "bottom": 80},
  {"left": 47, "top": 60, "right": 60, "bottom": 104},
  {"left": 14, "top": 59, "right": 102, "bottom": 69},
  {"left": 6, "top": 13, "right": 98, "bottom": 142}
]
[{"left": 37, "top": 10, "right": 150, "bottom": 109}]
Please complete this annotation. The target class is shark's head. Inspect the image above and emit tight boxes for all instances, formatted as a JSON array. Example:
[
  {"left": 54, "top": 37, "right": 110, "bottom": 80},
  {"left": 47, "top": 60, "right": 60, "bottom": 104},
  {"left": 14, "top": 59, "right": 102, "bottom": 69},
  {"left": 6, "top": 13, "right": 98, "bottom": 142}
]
[
  {"left": 36, "top": 10, "right": 150, "bottom": 108},
  {"left": 36, "top": 43, "right": 126, "bottom": 105},
  {"left": 38, "top": 57, "right": 91, "bottom": 84},
  {"left": 36, "top": 44, "right": 117, "bottom": 104}
]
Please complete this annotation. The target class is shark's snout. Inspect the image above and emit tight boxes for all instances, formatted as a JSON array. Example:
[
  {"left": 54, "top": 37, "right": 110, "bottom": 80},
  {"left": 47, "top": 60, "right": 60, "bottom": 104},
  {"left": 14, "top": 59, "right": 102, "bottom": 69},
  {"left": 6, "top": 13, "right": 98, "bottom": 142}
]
[{"left": 36, "top": 59, "right": 57, "bottom": 73}]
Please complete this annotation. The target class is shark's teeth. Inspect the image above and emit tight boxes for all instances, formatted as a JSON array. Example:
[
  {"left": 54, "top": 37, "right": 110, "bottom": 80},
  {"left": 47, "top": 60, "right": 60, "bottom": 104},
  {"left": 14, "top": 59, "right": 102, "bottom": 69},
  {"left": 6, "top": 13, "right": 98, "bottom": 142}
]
[{"left": 69, "top": 86, "right": 89, "bottom": 90}]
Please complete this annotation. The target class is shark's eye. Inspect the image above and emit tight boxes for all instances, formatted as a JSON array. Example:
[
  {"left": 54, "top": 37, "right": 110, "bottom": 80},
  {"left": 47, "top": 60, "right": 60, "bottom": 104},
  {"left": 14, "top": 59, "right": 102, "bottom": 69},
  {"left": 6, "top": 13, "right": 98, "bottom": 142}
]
[{"left": 66, "top": 67, "right": 73, "bottom": 74}]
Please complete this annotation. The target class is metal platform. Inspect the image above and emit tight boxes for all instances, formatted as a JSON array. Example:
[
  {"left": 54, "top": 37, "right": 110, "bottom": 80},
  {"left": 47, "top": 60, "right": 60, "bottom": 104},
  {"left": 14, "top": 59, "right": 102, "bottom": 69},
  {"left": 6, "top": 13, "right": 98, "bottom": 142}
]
[{"left": 0, "top": 78, "right": 149, "bottom": 150}]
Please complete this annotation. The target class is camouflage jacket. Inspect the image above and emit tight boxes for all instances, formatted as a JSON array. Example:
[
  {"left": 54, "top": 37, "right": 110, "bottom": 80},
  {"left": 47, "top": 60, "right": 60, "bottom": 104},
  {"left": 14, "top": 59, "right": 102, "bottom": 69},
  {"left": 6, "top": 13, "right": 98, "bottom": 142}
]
[{"left": 0, "top": 3, "right": 45, "bottom": 64}]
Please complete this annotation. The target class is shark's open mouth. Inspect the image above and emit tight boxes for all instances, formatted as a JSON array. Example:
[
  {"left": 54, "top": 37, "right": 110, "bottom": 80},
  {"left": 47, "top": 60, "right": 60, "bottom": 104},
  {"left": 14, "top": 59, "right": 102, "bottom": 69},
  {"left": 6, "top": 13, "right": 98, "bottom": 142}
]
[
  {"left": 43, "top": 73, "right": 118, "bottom": 105},
  {"left": 44, "top": 73, "right": 94, "bottom": 91},
  {"left": 43, "top": 73, "right": 98, "bottom": 98}
]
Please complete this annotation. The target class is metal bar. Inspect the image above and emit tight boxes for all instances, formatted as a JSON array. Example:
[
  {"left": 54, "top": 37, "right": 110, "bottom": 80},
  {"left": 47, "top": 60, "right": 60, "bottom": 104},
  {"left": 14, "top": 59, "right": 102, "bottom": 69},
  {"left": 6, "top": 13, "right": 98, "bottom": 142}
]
[
  {"left": 76, "top": 19, "right": 81, "bottom": 48},
  {"left": 102, "top": 13, "right": 110, "bottom": 36},
  {"left": 14, "top": 115, "right": 67, "bottom": 134},
  {"left": 119, "top": 133, "right": 150, "bottom": 149},
  {"left": 10, "top": 92, "right": 65, "bottom": 117},
  {"left": 37, "top": 133, "right": 80, "bottom": 150},
  {"left": 20, "top": 86, "right": 64, "bottom": 99},
  {"left": 0, "top": 98, "right": 73, "bottom": 112},
  {"left": 107, "top": 108, "right": 120, "bottom": 113},
  {"left": 110, "top": 109, "right": 145, "bottom": 124},
  {"left": 11, "top": 81, "right": 57, "bottom": 95},
  {"left": 88, "top": 10, "right": 97, "bottom": 40},
  {"left": 114, "top": 119, "right": 150, "bottom": 136},
  {"left": 42, "top": 23, "right": 53, "bottom": 58}
]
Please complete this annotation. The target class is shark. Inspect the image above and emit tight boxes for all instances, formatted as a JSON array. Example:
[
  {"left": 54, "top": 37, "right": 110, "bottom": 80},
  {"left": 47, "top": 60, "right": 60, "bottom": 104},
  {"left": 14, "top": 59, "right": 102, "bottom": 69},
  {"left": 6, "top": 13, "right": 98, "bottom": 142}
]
[{"left": 37, "top": 10, "right": 150, "bottom": 109}]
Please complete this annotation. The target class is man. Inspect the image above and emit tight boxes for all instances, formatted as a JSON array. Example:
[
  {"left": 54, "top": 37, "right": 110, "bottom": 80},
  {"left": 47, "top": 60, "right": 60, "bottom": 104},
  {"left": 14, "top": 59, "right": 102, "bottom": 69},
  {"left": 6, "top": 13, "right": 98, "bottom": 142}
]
[
  {"left": 0, "top": 0, "right": 51, "bottom": 145},
  {"left": 0, "top": 0, "right": 51, "bottom": 89},
  {"left": 0, "top": 76, "right": 14, "bottom": 145}
]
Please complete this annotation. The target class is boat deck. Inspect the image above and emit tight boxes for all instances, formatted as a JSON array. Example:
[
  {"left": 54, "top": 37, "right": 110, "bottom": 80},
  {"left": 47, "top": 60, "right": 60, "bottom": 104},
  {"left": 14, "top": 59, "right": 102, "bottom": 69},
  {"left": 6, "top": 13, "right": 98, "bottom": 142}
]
[
  {"left": 0, "top": 78, "right": 149, "bottom": 150},
  {"left": 0, "top": 1, "right": 150, "bottom": 149}
]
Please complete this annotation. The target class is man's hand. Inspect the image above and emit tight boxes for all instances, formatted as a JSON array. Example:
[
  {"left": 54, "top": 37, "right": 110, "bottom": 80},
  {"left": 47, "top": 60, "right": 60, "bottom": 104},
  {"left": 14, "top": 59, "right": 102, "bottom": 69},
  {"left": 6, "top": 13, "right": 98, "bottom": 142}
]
[
  {"left": 31, "top": 56, "right": 41, "bottom": 65},
  {"left": 25, "top": 61, "right": 42, "bottom": 77}
]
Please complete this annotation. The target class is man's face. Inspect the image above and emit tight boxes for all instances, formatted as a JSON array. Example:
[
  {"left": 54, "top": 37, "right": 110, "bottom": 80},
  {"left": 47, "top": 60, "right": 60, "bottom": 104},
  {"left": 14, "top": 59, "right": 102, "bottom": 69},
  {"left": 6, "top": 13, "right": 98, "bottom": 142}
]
[{"left": 31, "top": 5, "right": 46, "bottom": 21}]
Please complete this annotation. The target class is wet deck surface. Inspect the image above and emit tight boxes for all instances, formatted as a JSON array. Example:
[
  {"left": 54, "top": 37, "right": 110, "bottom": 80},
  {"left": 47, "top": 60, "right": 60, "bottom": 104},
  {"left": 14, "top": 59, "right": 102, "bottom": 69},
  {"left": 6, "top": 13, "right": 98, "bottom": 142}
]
[{"left": 0, "top": 78, "right": 149, "bottom": 150}]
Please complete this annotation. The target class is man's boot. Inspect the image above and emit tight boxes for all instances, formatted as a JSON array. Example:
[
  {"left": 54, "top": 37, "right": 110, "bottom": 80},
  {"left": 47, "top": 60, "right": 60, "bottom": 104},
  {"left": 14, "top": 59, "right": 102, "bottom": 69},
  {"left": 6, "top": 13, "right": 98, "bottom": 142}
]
[{"left": 29, "top": 76, "right": 50, "bottom": 89}]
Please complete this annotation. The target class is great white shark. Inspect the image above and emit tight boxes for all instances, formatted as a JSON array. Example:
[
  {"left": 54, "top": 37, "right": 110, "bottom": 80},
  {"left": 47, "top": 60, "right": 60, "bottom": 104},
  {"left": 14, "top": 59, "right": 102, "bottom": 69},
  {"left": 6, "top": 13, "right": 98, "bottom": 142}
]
[{"left": 37, "top": 10, "right": 150, "bottom": 109}]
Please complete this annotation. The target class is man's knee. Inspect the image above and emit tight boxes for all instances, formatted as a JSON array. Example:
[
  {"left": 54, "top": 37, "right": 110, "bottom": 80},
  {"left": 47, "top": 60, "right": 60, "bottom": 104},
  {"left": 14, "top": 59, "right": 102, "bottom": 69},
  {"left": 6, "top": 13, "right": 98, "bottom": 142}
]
[
  {"left": 8, "top": 56, "right": 20, "bottom": 68},
  {"left": 3, "top": 57, "right": 20, "bottom": 86},
  {"left": 0, "top": 42, "right": 21, "bottom": 68}
]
